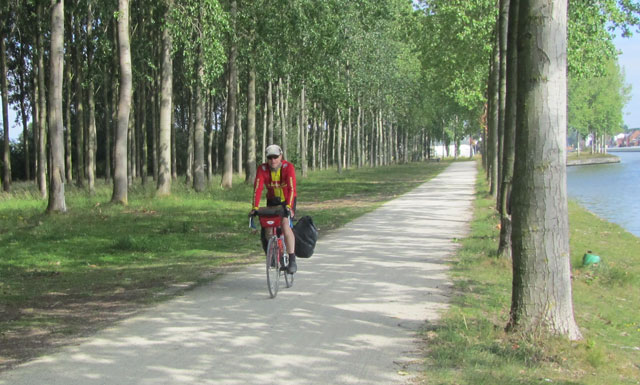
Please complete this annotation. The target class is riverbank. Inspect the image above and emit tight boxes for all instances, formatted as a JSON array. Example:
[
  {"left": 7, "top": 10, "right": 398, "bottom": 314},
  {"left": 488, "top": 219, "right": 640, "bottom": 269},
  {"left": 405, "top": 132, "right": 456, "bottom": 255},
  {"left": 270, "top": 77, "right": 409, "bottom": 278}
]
[
  {"left": 608, "top": 146, "right": 640, "bottom": 152},
  {"left": 567, "top": 152, "right": 620, "bottom": 166},
  {"left": 418, "top": 163, "right": 640, "bottom": 385}
]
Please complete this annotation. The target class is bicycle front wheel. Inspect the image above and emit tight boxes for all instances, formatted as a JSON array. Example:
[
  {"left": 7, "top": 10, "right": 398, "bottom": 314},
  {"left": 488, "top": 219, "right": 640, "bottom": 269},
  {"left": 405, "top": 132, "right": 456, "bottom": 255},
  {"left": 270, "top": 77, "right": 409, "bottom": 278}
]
[{"left": 266, "top": 237, "right": 280, "bottom": 298}]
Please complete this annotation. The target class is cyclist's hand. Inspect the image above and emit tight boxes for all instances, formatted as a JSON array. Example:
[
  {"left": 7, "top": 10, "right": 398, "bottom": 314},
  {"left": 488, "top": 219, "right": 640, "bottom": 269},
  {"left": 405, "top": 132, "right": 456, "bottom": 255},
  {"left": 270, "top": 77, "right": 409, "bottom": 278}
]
[
  {"left": 249, "top": 209, "right": 258, "bottom": 217},
  {"left": 284, "top": 206, "right": 292, "bottom": 218}
]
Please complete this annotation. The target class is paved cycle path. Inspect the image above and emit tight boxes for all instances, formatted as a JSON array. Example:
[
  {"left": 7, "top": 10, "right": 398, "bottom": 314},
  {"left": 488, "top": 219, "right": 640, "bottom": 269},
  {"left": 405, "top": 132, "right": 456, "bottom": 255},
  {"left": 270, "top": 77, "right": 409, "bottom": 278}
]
[{"left": 0, "top": 161, "right": 476, "bottom": 385}]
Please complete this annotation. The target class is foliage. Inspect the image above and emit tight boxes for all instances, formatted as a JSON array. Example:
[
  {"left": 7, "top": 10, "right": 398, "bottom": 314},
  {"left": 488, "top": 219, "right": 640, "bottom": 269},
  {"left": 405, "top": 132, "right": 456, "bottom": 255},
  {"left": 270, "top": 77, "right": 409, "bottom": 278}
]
[
  {"left": 169, "top": 0, "right": 228, "bottom": 91},
  {"left": 568, "top": 59, "right": 631, "bottom": 137}
]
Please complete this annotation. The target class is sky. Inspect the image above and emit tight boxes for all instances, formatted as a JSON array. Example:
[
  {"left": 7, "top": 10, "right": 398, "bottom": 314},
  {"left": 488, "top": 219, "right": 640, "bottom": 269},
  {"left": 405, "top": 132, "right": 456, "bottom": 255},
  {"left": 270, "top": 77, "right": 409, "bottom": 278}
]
[
  {"left": 614, "top": 33, "right": 640, "bottom": 130},
  {"left": 2, "top": 31, "right": 640, "bottom": 141}
]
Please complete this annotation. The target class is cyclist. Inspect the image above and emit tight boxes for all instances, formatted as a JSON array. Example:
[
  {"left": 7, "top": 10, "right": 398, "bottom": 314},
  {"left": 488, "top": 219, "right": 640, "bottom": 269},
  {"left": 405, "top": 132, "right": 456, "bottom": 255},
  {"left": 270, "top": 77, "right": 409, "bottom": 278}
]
[{"left": 250, "top": 144, "right": 298, "bottom": 274}]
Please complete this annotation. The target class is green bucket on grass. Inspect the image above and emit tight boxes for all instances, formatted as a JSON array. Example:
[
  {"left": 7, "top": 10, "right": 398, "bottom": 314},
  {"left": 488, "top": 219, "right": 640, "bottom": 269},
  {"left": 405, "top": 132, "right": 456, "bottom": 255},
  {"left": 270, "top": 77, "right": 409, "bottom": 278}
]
[{"left": 582, "top": 251, "right": 601, "bottom": 266}]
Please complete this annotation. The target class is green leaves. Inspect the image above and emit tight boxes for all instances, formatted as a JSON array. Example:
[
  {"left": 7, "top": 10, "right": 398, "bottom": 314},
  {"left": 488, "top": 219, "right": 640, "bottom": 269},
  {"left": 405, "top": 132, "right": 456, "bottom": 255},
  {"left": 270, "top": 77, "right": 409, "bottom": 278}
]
[{"left": 168, "top": 0, "right": 227, "bottom": 92}]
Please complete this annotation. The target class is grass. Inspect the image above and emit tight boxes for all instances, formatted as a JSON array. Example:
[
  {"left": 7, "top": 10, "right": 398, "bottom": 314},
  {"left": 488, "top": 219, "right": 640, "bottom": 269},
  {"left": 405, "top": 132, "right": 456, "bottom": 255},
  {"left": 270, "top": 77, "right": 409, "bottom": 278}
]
[
  {"left": 418, "top": 162, "right": 640, "bottom": 385},
  {"left": 567, "top": 151, "right": 619, "bottom": 160},
  {"left": 0, "top": 160, "right": 450, "bottom": 370}
]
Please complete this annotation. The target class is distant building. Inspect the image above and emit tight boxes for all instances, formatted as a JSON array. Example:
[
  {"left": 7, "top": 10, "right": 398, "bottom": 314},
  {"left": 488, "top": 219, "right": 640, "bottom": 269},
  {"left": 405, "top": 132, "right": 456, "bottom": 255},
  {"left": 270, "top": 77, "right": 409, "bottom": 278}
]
[{"left": 613, "top": 129, "right": 640, "bottom": 147}]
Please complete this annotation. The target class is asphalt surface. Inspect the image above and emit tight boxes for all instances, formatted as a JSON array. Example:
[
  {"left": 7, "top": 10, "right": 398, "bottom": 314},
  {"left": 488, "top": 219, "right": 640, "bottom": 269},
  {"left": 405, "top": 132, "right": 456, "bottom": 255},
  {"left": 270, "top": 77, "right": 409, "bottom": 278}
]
[{"left": 0, "top": 161, "right": 477, "bottom": 385}]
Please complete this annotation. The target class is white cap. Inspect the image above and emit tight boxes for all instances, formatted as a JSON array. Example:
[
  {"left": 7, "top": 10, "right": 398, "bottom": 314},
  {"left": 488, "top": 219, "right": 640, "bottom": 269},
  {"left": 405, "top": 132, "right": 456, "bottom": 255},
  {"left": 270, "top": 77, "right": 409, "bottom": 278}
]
[{"left": 265, "top": 144, "right": 283, "bottom": 157}]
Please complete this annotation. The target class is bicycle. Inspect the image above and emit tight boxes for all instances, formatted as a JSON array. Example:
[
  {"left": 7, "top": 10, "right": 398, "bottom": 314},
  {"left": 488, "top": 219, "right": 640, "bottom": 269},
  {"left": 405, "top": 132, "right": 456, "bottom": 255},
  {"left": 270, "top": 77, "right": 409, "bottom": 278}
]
[{"left": 249, "top": 207, "right": 294, "bottom": 298}]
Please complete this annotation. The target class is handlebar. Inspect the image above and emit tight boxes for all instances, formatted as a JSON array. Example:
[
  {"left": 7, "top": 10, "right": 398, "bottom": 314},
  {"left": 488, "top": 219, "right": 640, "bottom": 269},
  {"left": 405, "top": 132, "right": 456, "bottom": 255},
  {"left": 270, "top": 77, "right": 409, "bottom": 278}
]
[{"left": 249, "top": 206, "right": 286, "bottom": 230}]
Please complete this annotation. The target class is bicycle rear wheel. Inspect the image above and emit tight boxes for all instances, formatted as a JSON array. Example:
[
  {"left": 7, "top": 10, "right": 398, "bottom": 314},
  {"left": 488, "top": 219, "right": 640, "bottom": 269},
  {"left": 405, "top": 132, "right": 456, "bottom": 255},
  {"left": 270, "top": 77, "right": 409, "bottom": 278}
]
[{"left": 266, "top": 237, "right": 280, "bottom": 298}]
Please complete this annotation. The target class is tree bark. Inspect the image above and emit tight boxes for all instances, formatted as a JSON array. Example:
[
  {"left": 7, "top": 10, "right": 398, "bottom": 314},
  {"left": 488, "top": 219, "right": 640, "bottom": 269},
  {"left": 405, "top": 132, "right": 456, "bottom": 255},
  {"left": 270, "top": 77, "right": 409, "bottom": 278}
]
[
  {"left": 337, "top": 108, "right": 343, "bottom": 173},
  {"left": 487, "top": 32, "right": 499, "bottom": 198},
  {"left": 496, "top": 0, "right": 509, "bottom": 208},
  {"left": 193, "top": 51, "right": 206, "bottom": 192},
  {"left": 74, "top": 18, "right": 85, "bottom": 187},
  {"left": 267, "top": 80, "right": 274, "bottom": 145},
  {"left": 507, "top": 0, "right": 581, "bottom": 340},
  {"left": 300, "top": 84, "right": 307, "bottom": 177},
  {"left": 1, "top": 28, "right": 10, "bottom": 192},
  {"left": 157, "top": 0, "right": 173, "bottom": 196},
  {"left": 47, "top": 0, "right": 66, "bottom": 212},
  {"left": 64, "top": 29, "right": 72, "bottom": 183},
  {"left": 37, "top": 2, "right": 48, "bottom": 198},
  {"left": 112, "top": 0, "right": 132, "bottom": 204},
  {"left": 221, "top": 0, "right": 237, "bottom": 189},
  {"left": 497, "top": 0, "right": 517, "bottom": 259},
  {"left": 245, "top": 62, "right": 257, "bottom": 183},
  {"left": 86, "top": 3, "right": 97, "bottom": 194}
]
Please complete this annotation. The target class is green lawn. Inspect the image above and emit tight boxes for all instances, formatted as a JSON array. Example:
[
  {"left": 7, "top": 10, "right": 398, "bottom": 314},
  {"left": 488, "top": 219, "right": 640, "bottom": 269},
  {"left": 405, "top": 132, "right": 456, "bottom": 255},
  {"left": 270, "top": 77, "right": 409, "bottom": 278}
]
[
  {"left": 0, "top": 160, "right": 449, "bottom": 369},
  {"left": 418, "top": 162, "right": 640, "bottom": 385}
]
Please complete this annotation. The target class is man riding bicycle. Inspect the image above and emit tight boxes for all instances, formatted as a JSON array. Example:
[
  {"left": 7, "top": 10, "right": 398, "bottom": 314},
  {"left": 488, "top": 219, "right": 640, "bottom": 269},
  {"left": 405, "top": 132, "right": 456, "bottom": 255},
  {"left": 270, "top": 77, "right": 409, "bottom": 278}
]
[{"left": 250, "top": 144, "right": 298, "bottom": 274}]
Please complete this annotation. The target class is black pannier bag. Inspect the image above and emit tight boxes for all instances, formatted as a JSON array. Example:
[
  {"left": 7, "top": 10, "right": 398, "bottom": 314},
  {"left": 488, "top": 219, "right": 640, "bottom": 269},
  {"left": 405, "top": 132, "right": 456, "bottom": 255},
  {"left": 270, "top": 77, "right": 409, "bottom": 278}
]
[{"left": 293, "top": 216, "right": 318, "bottom": 258}]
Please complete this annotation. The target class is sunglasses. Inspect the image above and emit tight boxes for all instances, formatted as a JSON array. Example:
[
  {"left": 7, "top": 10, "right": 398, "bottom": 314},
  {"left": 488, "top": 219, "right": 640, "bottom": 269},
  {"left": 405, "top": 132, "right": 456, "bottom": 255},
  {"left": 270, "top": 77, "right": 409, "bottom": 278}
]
[{"left": 267, "top": 155, "right": 280, "bottom": 160}]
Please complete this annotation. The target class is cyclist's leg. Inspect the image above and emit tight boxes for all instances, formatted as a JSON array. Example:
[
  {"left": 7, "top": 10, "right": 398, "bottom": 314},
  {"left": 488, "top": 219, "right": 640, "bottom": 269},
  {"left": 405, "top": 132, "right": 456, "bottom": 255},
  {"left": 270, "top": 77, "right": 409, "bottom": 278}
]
[{"left": 281, "top": 217, "right": 295, "bottom": 255}]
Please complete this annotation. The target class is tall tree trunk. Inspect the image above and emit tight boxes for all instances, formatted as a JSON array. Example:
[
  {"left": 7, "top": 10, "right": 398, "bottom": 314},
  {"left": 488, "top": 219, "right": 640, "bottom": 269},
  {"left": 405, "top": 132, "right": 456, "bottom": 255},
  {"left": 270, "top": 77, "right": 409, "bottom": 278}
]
[
  {"left": 64, "top": 34, "right": 72, "bottom": 183},
  {"left": 236, "top": 79, "right": 243, "bottom": 175},
  {"left": 300, "top": 84, "right": 308, "bottom": 177},
  {"left": 496, "top": 0, "right": 509, "bottom": 208},
  {"left": 507, "top": 0, "right": 581, "bottom": 340},
  {"left": 186, "top": 92, "right": 194, "bottom": 185},
  {"left": 1, "top": 28, "right": 10, "bottom": 192},
  {"left": 357, "top": 101, "right": 362, "bottom": 168},
  {"left": 86, "top": 2, "right": 97, "bottom": 194},
  {"left": 112, "top": 0, "right": 132, "bottom": 204},
  {"left": 37, "top": 2, "right": 48, "bottom": 198},
  {"left": 221, "top": 0, "right": 237, "bottom": 189},
  {"left": 19, "top": 85, "right": 31, "bottom": 181},
  {"left": 278, "top": 77, "right": 286, "bottom": 155},
  {"left": 487, "top": 32, "right": 499, "bottom": 198},
  {"left": 47, "top": 0, "right": 66, "bottom": 212},
  {"left": 267, "top": 80, "right": 273, "bottom": 144},
  {"left": 151, "top": 74, "right": 158, "bottom": 181},
  {"left": 497, "top": 0, "right": 517, "bottom": 259},
  {"left": 74, "top": 18, "right": 85, "bottom": 187},
  {"left": 337, "top": 108, "right": 343, "bottom": 173},
  {"left": 157, "top": 0, "right": 173, "bottom": 195},
  {"left": 140, "top": 84, "right": 148, "bottom": 184},
  {"left": 262, "top": 97, "right": 267, "bottom": 163},
  {"left": 312, "top": 102, "right": 317, "bottom": 171},
  {"left": 245, "top": 62, "right": 257, "bottom": 183},
  {"left": 128, "top": 101, "right": 134, "bottom": 185},
  {"left": 193, "top": 53, "right": 206, "bottom": 192},
  {"left": 206, "top": 97, "right": 213, "bottom": 181}
]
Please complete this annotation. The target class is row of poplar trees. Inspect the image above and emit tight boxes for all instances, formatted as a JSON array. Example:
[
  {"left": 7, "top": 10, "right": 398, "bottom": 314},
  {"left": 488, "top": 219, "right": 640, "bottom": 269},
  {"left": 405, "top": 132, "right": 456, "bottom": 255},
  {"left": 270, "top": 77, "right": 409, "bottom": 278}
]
[
  {"left": 0, "top": 0, "right": 637, "bottom": 341},
  {"left": 482, "top": 0, "right": 637, "bottom": 340},
  {"left": 1, "top": 0, "right": 438, "bottom": 209}
]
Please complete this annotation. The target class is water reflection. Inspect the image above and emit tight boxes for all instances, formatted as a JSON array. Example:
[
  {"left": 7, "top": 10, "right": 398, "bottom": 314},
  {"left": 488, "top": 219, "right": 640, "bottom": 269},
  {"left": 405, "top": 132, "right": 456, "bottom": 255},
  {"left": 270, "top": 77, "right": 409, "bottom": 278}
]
[{"left": 567, "top": 152, "right": 640, "bottom": 237}]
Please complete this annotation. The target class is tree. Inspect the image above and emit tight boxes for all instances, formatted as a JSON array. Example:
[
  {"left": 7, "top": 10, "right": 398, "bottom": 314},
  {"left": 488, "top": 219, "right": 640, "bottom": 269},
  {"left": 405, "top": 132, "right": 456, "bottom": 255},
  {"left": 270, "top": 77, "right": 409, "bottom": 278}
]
[
  {"left": 507, "top": 0, "right": 581, "bottom": 340},
  {"left": 157, "top": 0, "right": 173, "bottom": 196},
  {"left": 568, "top": 59, "right": 630, "bottom": 152},
  {"left": 36, "top": 1, "right": 48, "bottom": 197},
  {"left": 111, "top": 0, "right": 132, "bottom": 205},
  {"left": 221, "top": 0, "right": 237, "bottom": 189},
  {"left": 46, "top": 0, "right": 66, "bottom": 212},
  {"left": 1, "top": 11, "right": 11, "bottom": 192},
  {"left": 497, "top": 0, "right": 518, "bottom": 259}
]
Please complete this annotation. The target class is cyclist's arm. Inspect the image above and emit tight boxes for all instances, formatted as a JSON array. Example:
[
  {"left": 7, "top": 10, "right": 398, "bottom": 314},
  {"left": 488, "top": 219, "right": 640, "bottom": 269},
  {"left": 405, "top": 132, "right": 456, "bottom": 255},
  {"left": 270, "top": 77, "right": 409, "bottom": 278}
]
[
  {"left": 252, "top": 166, "right": 266, "bottom": 210},
  {"left": 283, "top": 163, "right": 297, "bottom": 211}
]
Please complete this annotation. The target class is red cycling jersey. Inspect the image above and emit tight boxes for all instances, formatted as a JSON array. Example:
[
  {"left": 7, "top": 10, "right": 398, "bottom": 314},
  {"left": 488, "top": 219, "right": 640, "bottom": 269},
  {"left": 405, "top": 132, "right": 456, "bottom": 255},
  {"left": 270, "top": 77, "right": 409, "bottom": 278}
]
[{"left": 252, "top": 160, "right": 297, "bottom": 210}]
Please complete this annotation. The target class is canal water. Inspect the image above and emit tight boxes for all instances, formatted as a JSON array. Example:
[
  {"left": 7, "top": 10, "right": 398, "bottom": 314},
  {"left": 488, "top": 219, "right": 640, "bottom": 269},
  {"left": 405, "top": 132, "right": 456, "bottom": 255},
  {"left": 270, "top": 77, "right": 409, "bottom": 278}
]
[{"left": 566, "top": 151, "right": 640, "bottom": 237}]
